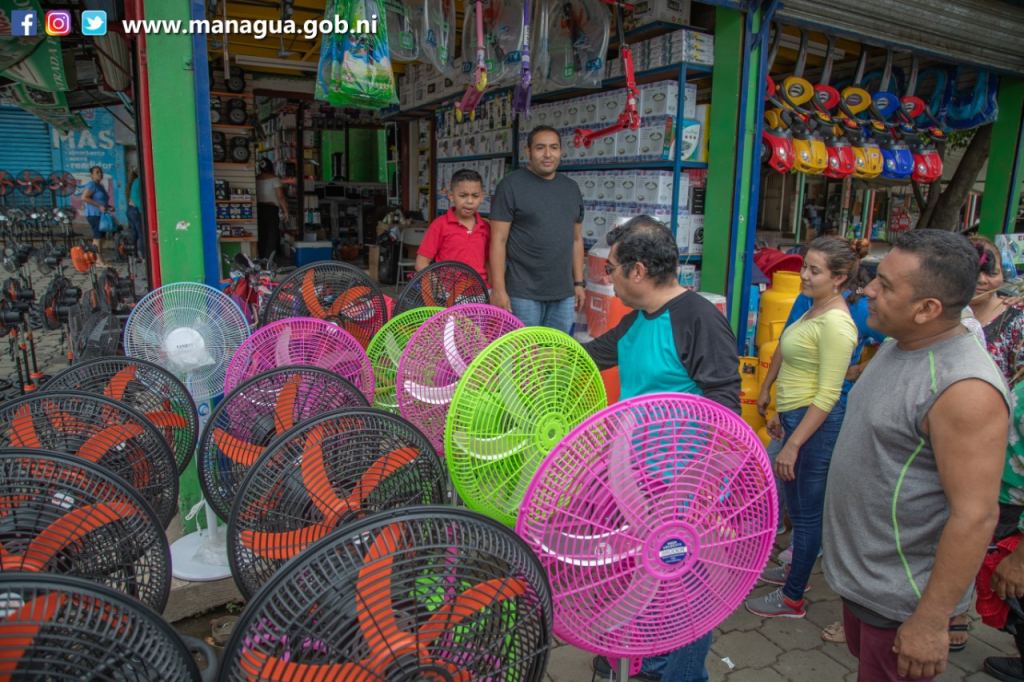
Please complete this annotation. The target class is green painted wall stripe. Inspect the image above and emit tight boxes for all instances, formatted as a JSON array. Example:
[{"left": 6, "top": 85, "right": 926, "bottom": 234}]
[
  {"left": 979, "top": 76, "right": 1024, "bottom": 238},
  {"left": 893, "top": 438, "right": 926, "bottom": 600}
]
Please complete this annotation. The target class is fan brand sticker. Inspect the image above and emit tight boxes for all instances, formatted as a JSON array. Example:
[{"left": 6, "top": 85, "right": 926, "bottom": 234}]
[
  {"left": 0, "top": 593, "right": 24, "bottom": 619},
  {"left": 659, "top": 538, "right": 688, "bottom": 565}
]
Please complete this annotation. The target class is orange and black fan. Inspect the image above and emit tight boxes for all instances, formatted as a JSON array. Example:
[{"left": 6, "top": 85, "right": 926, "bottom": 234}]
[
  {"left": 69, "top": 245, "right": 97, "bottom": 273},
  {"left": 226, "top": 406, "right": 447, "bottom": 598},
  {"left": 0, "top": 574, "right": 208, "bottom": 681},
  {"left": 0, "top": 450, "right": 171, "bottom": 611},
  {"left": 196, "top": 366, "right": 370, "bottom": 522},
  {"left": 48, "top": 170, "right": 77, "bottom": 198},
  {"left": 221, "top": 506, "right": 552, "bottom": 681},
  {"left": 0, "top": 170, "right": 14, "bottom": 197},
  {"left": 260, "top": 261, "right": 389, "bottom": 347},
  {"left": 0, "top": 391, "right": 179, "bottom": 529},
  {"left": 44, "top": 357, "right": 199, "bottom": 474},
  {"left": 15, "top": 170, "right": 45, "bottom": 197},
  {"left": 395, "top": 260, "right": 489, "bottom": 316}
]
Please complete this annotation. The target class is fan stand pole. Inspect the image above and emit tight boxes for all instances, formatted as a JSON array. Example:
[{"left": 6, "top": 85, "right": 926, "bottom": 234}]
[
  {"left": 618, "top": 659, "right": 630, "bottom": 680},
  {"left": 169, "top": 501, "right": 233, "bottom": 582}
]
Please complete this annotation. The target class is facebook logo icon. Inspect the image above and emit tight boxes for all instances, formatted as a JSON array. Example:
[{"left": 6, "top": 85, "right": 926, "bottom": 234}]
[{"left": 12, "top": 10, "right": 37, "bottom": 36}]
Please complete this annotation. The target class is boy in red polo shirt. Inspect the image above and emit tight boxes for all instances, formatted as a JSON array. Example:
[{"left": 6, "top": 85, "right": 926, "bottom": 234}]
[{"left": 415, "top": 169, "right": 490, "bottom": 286}]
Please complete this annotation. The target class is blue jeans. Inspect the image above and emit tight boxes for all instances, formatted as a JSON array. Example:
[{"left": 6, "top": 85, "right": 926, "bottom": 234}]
[
  {"left": 779, "top": 403, "right": 845, "bottom": 602},
  {"left": 127, "top": 205, "right": 143, "bottom": 253},
  {"left": 640, "top": 632, "right": 713, "bottom": 681},
  {"left": 509, "top": 295, "right": 575, "bottom": 334}
]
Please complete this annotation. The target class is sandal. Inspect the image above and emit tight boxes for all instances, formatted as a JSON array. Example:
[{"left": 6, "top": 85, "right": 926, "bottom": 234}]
[
  {"left": 949, "top": 619, "right": 970, "bottom": 652},
  {"left": 821, "top": 621, "right": 846, "bottom": 644}
]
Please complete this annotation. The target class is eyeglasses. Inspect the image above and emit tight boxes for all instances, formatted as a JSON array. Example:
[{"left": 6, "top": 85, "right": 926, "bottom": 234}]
[{"left": 604, "top": 260, "right": 632, "bottom": 276}]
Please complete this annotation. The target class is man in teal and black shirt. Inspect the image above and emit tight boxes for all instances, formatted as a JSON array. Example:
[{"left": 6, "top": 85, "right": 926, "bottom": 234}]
[{"left": 583, "top": 215, "right": 741, "bottom": 682}]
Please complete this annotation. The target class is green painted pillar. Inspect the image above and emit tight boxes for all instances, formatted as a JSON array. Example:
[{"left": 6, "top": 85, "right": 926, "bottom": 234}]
[
  {"left": 144, "top": 0, "right": 209, "bottom": 532},
  {"left": 701, "top": 7, "right": 745, "bottom": 300},
  {"left": 978, "top": 76, "right": 1024, "bottom": 239}
]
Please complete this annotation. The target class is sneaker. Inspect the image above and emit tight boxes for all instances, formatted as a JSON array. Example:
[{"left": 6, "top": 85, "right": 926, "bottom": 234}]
[
  {"left": 759, "top": 565, "right": 810, "bottom": 590},
  {"left": 745, "top": 588, "right": 806, "bottom": 618},
  {"left": 778, "top": 545, "right": 823, "bottom": 565},
  {"left": 985, "top": 657, "right": 1024, "bottom": 682},
  {"left": 591, "top": 655, "right": 660, "bottom": 681}
]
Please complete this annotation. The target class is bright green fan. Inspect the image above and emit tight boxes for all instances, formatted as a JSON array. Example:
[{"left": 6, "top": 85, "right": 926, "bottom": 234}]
[
  {"left": 445, "top": 327, "right": 607, "bottom": 526},
  {"left": 367, "top": 306, "right": 443, "bottom": 412}
]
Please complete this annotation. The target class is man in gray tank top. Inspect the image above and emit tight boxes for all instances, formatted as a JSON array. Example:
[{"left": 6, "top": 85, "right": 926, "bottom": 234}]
[{"left": 823, "top": 230, "right": 1009, "bottom": 681}]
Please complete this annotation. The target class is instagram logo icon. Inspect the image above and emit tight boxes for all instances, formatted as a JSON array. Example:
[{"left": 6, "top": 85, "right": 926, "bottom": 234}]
[{"left": 45, "top": 10, "right": 71, "bottom": 36}]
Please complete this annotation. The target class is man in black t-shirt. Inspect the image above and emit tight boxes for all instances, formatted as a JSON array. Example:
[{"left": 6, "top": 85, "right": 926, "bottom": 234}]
[{"left": 489, "top": 126, "right": 585, "bottom": 333}]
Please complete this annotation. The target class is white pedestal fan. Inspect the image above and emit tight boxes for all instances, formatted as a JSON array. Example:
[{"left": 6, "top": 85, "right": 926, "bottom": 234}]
[{"left": 124, "top": 282, "right": 251, "bottom": 581}]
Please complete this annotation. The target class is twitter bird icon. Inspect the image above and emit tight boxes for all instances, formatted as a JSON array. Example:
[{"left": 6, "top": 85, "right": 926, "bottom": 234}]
[{"left": 82, "top": 10, "right": 107, "bottom": 36}]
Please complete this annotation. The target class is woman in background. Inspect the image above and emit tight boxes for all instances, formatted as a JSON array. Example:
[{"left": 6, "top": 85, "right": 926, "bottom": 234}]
[{"left": 256, "top": 158, "right": 290, "bottom": 260}]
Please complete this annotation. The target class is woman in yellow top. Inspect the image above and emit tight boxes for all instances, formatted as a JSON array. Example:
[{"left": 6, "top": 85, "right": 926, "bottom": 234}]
[{"left": 746, "top": 237, "right": 859, "bottom": 620}]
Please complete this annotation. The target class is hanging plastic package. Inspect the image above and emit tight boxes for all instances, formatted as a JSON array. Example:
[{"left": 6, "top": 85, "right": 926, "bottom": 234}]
[
  {"left": 946, "top": 67, "right": 999, "bottom": 130},
  {"left": 419, "top": 0, "right": 458, "bottom": 78},
  {"left": 315, "top": 0, "right": 398, "bottom": 110},
  {"left": 541, "top": 0, "right": 610, "bottom": 89},
  {"left": 385, "top": 0, "right": 420, "bottom": 62},
  {"left": 460, "top": 0, "right": 525, "bottom": 88}
]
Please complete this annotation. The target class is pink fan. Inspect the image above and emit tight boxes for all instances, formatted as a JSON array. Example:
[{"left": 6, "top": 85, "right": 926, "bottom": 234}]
[
  {"left": 224, "top": 317, "right": 374, "bottom": 403},
  {"left": 515, "top": 393, "right": 776, "bottom": 671},
  {"left": 396, "top": 303, "right": 522, "bottom": 455}
]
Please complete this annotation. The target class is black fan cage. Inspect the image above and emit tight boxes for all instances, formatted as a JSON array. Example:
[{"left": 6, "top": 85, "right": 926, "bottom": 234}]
[
  {"left": 227, "top": 407, "right": 448, "bottom": 599},
  {"left": 221, "top": 506, "right": 552, "bottom": 682},
  {"left": 0, "top": 573, "right": 202, "bottom": 681},
  {"left": 0, "top": 392, "right": 180, "bottom": 529},
  {"left": 44, "top": 357, "right": 200, "bottom": 475},
  {"left": 74, "top": 311, "right": 120, "bottom": 361},
  {"left": 260, "top": 262, "right": 389, "bottom": 347},
  {"left": 0, "top": 450, "right": 171, "bottom": 611},
  {"left": 395, "top": 260, "right": 489, "bottom": 316},
  {"left": 198, "top": 366, "right": 370, "bottom": 522}
]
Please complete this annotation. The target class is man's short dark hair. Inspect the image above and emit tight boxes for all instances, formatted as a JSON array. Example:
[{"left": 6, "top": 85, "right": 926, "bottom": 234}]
[
  {"left": 606, "top": 214, "right": 678, "bottom": 286},
  {"left": 527, "top": 125, "right": 560, "bottom": 148},
  {"left": 892, "top": 229, "right": 979, "bottom": 319},
  {"left": 90, "top": 165, "right": 102, "bottom": 174},
  {"left": 450, "top": 168, "right": 483, "bottom": 189}
]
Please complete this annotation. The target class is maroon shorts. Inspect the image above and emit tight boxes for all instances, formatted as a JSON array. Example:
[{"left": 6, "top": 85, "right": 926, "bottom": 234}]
[{"left": 843, "top": 604, "right": 938, "bottom": 682}]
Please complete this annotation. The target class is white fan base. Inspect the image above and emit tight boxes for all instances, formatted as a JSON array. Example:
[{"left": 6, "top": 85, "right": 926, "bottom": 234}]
[{"left": 170, "top": 503, "right": 231, "bottom": 581}]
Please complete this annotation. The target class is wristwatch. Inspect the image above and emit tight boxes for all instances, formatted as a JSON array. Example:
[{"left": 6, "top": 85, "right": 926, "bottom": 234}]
[{"left": 574, "top": 281, "right": 586, "bottom": 289}]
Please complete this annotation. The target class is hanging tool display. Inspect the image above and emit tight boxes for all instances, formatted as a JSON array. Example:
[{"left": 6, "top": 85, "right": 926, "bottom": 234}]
[
  {"left": 839, "top": 48, "right": 884, "bottom": 179},
  {"left": 454, "top": 0, "right": 487, "bottom": 121},
  {"left": 511, "top": 0, "right": 532, "bottom": 119},
  {"left": 573, "top": 2, "right": 639, "bottom": 148},
  {"left": 895, "top": 54, "right": 944, "bottom": 183},
  {"left": 864, "top": 48, "right": 914, "bottom": 179},
  {"left": 799, "top": 33, "right": 855, "bottom": 179},
  {"left": 767, "top": 24, "right": 826, "bottom": 174},
  {"left": 761, "top": 26, "right": 795, "bottom": 174}
]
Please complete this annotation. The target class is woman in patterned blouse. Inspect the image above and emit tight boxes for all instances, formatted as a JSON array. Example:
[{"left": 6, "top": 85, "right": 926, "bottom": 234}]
[{"left": 970, "top": 237, "right": 1024, "bottom": 388}]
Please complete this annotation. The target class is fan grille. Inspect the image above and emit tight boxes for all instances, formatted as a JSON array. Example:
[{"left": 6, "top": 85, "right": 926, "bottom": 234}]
[
  {"left": 516, "top": 393, "right": 777, "bottom": 658},
  {"left": 0, "top": 450, "right": 171, "bottom": 611},
  {"left": 198, "top": 366, "right": 370, "bottom": 521},
  {"left": 227, "top": 407, "right": 447, "bottom": 598},
  {"left": 0, "top": 392, "right": 180, "bottom": 529},
  {"left": 366, "top": 306, "right": 442, "bottom": 413},
  {"left": 394, "top": 261, "right": 489, "bottom": 316},
  {"left": 123, "top": 282, "right": 250, "bottom": 403},
  {"left": 398, "top": 304, "right": 523, "bottom": 456},
  {"left": 221, "top": 506, "right": 552, "bottom": 682},
  {"left": 44, "top": 357, "right": 200, "bottom": 475},
  {"left": 446, "top": 327, "right": 606, "bottom": 526},
  {"left": 260, "top": 262, "right": 389, "bottom": 347},
  {"left": 0, "top": 574, "right": 201, "bottom": 681},
  {"left": 224, "top": 317, "right": 375, "bottom": 402}
]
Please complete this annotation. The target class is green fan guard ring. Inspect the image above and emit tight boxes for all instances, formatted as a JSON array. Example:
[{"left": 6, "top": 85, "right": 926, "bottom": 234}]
[{"left": 366, "top": 307, "right": 443, "bottom": 413}]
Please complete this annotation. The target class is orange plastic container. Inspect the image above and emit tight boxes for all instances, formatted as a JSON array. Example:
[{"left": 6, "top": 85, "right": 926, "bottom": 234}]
[
  {"left": 756, "top": 271, "right": 801, "bottom": 349},
  {"left": 586, "top": 245, "right": 614, "bottom": 286},
  {"left": 739, "top": 356, "right": 765, "bottom": 431},
  {"left": 601, "top": 366, "right": 621, "bottom": 404},
  {"left": 586, "top": 283, "right": 631, "bottom": 338}
]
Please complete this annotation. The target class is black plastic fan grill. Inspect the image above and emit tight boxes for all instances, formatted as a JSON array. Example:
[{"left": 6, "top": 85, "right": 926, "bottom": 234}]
[
  {"left": 0, "top": 392, "right": 180, "bottom": 529},
  {"left": 0, "top": 573, "right": 202, "bottom": 681},
  {"left": 74, "top": 311, "right": 120, "bottom": 361},
  {"left": 0, "top": 450, "right": 171, "bottom": 611},
  {"left": 260, "top": 262, "right": 390, "bottom": 347},
  {"left": 44, "top": 357, "right": 200, "bottom": 474},
  {"left": 395, "top": 260, "right": 489, "bottom": 316},
  {"left": 227, "top": 407, "right": 447, "bottom": 599},
  {"left": 221, "top": 506, "right": 552, "bottom": 682},
  {"left": 197, "top": 366, "right": 370, "bottom": 522}
]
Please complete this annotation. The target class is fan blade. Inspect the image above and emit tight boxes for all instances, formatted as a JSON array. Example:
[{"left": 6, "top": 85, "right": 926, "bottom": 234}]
[
  {"left": 273, "top": 325, "right": 293, "bottom": 368},
  {"left": 143, "top": 411, "right": 188, "bottom": 429},
  {"left": 535, "top": 522, "right": 642, "bottom": 567},
  {"left": 403, "top": 379, "right": 456, "bottom": 406},
  {"left": 356, "top": 522, "right": 418, "bottom": 658},
  {"left": 593, "top": 571, "right": 661, "bottom": 634},
  {"left": 382, "top": 330, "right": 403, "bottom": 367},
  {"left": 420, "top": 275, "right": 439, "bottom": 307},
  {"left": 0, "top": 593, "right": 68, "bottom": 677},
  {"left": 301, "top": 426, "right": 355, "bottom": 522},
  {"left": 326, "top": 285, "right": 372, "bottom": 318},
  {"left": 239, "top": 525, "right": 332, "bottom": 560},
  {"left": 607, "top": 430, "right": 654, "bottom": 533},
  {"left": 443, "top": 316, "right": 468, "bottom": 375},
  {"left": 350, "top": 447, "right": 418, "bottom": 503},
  {"left": 446, "top": 278, "right": 473, "bottom": 306},
  {"left": 10, "top": 405, "right": 42, "bottom": 449},
  {"left": 416, "top": 577, "right": 529, "bottom": 646},
  {"left": 451, "top": 430, "right": 529, "bottom": 461},
  {"left": 273, "top": 376, "right": 301, "bottom": 435},
  {"left": 300, "top": 270, "right": 329, "bottom": 318},
  {"left": 76, "top": 424, "right": 144, "bottom": 463},
  {"left": 239, "top": 650, "right": 369, "bottom": 682},
  {"left": 104, "top": 365, "right": 137, "bottom": 402},
  {"left": 6, "top": 502, "right": 135, "bottom": 572},
  {"left": 212, "top": 429, "right": 264, "bottom": 467}
]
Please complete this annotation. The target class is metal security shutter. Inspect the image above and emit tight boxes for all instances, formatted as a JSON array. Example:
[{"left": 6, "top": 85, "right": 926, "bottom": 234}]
[
  {"left": 0, "top": 104, "right": 55, "bottom": 207},
  {"left": 776, "top": 0, "right": 1024, "bottom": 76}
]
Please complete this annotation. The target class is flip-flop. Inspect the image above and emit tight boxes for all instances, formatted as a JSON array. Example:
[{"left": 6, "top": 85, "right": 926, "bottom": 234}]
[
  {"left": 821, "top": 621, "right": 846, "bottom": 643},
  {"left": 949, "top": 622, "right": 969, "bottom": 652}
]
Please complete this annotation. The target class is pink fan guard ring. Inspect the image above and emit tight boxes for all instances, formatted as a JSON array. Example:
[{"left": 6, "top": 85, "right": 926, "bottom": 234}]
[
  {"left": 515, "top": 392, "right": 777, "bottom": 659},
  {"left": 395, "top": 304, "right": 523, "bottom": 456},
  {"left": 224, "top": 317, "right": 375, "bottom": 403}
]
